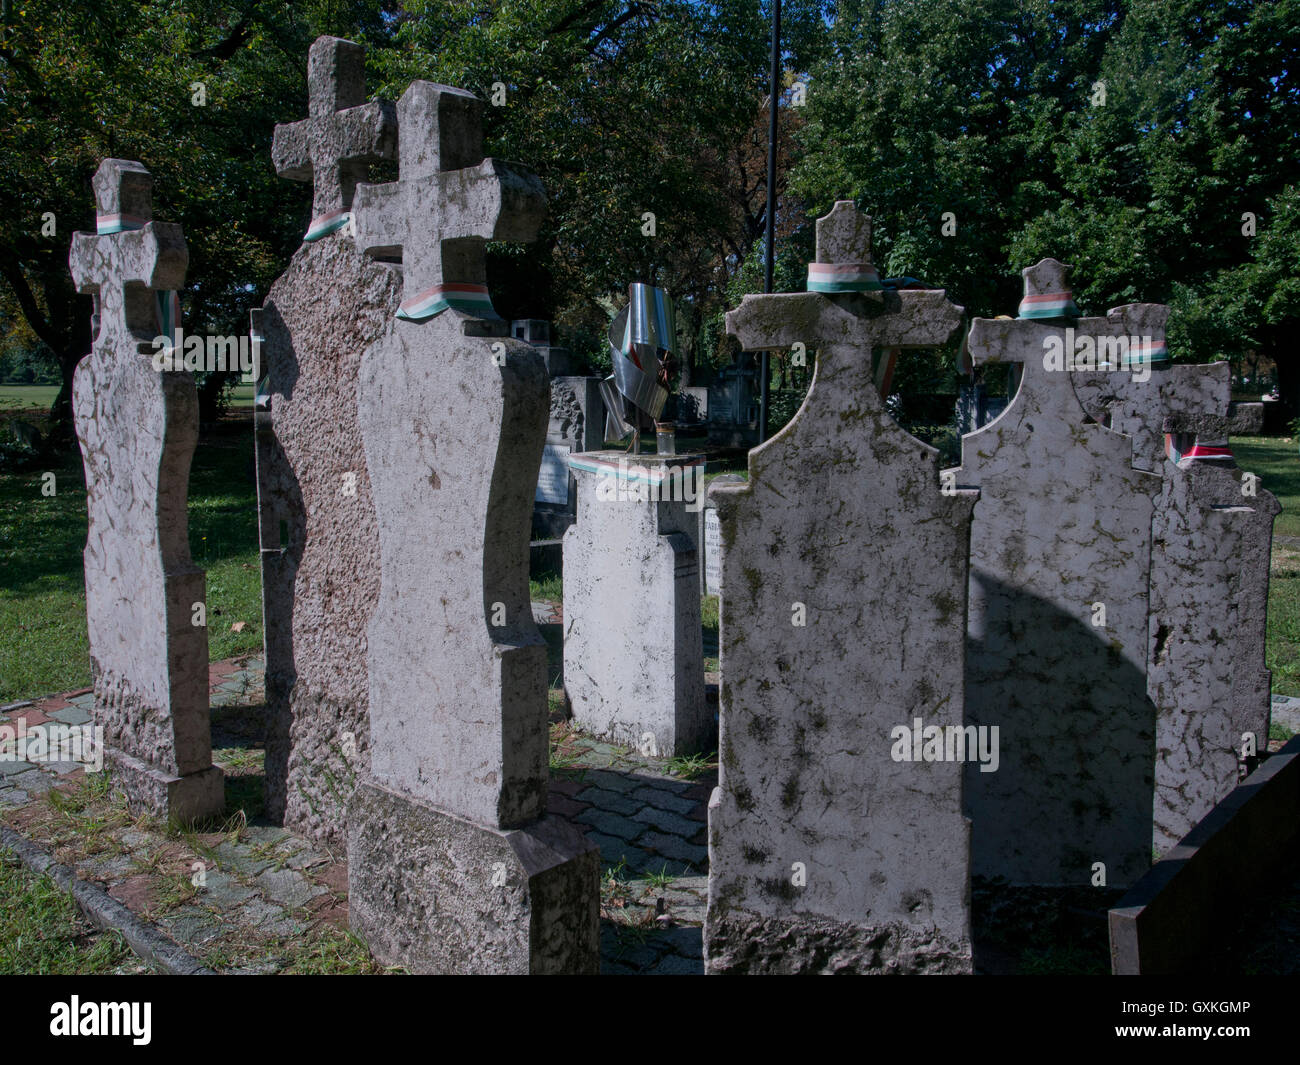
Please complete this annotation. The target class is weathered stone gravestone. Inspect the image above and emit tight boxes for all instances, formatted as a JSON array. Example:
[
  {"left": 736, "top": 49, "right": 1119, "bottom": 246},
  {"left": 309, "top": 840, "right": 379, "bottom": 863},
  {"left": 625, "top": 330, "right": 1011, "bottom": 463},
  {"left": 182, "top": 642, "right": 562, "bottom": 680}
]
[
  {"left": 256, "top": 35, "right": 400, "bottom": 849},
  {"left": 1072, "top": 329, "right": 1279, "bottom": 853},
  {"left": 705, "top": 202, "right": 977, "bottom": 974},
  {"left": 955, "top": 259, "right": 1161, "bottom": 888},
  {"left": 345, "top": 79, "right": 599, "bottom": 974},
  {"left": 68, "top": 159, "right": 223, "bottom": 823},
  {"left": 563, "top": 451, "right": 710, "bottom": 757}
]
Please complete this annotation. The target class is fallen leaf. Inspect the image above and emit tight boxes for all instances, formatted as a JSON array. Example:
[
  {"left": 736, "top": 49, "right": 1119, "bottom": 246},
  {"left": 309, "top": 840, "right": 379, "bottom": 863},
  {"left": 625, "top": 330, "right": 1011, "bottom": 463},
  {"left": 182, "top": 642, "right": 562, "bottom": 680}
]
[{"left": 230, "top": 621, "right": 247, "bottom": 633}]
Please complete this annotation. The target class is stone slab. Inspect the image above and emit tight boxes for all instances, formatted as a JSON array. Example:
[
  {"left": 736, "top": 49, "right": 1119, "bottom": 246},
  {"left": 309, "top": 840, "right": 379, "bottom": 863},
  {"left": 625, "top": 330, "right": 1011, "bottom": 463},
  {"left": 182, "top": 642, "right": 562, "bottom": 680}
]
[
  {"left": 1109, "top": 734, "right": 1300, "bottom": 974},
  {"left": 347, "top": 779, "right": 600, "bottom": 974}
]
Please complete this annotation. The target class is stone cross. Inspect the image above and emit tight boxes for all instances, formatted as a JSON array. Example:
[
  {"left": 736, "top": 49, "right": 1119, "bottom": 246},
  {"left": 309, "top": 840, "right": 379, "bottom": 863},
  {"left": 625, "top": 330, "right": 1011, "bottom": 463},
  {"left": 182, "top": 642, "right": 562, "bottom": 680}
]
[
  {"left": 956, "top": 258, "right": 1161, "bottom": 889},
  {"left": 256, "top": 36, "right": 401, "bottom": 852},
  {"left": 69, "top": 160, "right": 186, "bottom": 341},
  {"left": 272, "top": 36, "right": 396, "bottom": 227},
  {"left": 354, "top": 80, "right": 546, "bottom": 320},
  {"left": 66, "top": 158, "right": 222, "bottom": 824},
  {"left": 705, "top": 201, "right": 976, "bottom": 974},
  {"left": 346, "top": 81, "right": 596, "bottom": 973}
]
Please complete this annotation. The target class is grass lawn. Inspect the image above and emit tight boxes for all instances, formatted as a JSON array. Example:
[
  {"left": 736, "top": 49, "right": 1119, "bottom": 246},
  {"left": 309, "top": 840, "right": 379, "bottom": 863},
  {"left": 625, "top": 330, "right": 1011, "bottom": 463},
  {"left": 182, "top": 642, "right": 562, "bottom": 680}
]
[
  {"left": 0, "top": 385, "right": 60, "bottom": 410},
  {"left": 0, "top": 851, "right": 142, "bottom": 974},
  {"left": 0, "top": 411, "right": 262, "bottom": 703},
  {"left": 1234, "top": 436, "right": 1300, "bottom": 696}
]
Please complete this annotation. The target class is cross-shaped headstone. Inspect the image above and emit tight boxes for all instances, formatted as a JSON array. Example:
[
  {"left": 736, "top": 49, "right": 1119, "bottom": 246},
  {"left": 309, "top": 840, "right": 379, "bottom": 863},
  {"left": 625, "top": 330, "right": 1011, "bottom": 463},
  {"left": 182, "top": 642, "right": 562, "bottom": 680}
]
[
  {"left": 727, "top": 199, "right": 961, "bottom": 358},
  {"left": 706, "top": 200, "right": 976, "bottom": 974},
  {"left": 957, "top": 256, "right": 1163, "bottom": 890},
  {"left": 272, "top": 36, "right": 396, "bottom": 237},
  {"left": 1070, "top": 302, "right": 1231, "bottom": 472},
  {"left": 354, "top": 80, "right": 546, "bottom": 321},
  {"left": 69, "top": 159, "right": 186, "bottom": 341}
]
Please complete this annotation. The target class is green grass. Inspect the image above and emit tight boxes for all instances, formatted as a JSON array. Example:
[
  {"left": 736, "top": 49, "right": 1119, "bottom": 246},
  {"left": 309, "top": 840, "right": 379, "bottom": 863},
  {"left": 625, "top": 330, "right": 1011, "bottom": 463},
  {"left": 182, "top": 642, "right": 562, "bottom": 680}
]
[
  {"left": 0, "top": 414, "right": 260, "bottom": 702},
  {"left": 0, "top": 385, "right": 59, "bottom": 410},
  {"left": 1238, "top": 437, "right": 1300, "bottom": 696},
  {"left": 1233, "top": 436, "right": 1300, "bottom": 538},
  {"left": 0, "top": 851, "right": 139, "bottom": 974}
]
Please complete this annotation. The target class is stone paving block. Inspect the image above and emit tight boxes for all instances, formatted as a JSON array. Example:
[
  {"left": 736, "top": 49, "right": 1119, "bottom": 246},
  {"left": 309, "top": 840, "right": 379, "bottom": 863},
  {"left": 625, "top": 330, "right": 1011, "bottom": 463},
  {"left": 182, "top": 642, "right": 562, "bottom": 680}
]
[
  {"left": 582, "top": 769, "right": 642, "bottom": 794},
  {"left": 632, "top": 805, "right": 702, "bottom": 838},
  {"left": 199, "top": 869, "right": 258, "bottom": 908},
  {"left": 119, "top": 830, "right": 152, "bottom": 851},
  {"left": 576, "top": 808, "right": 646, "bottom": 842},
  {"left": 81, "top": 853, "right": 136, "bottom": 880},
  {"left": 601, "top": 960, "right": 641, "bottom": 975},
  {"left": 66, "top": 694, "right": 96, "bottom": 708},
  {"left": 46, "top": 706, "right": 92, "bottom": 727},
  {"left": 211, "top": 841, "right": 274, "bottom": 877},
  {"left": 240, "top": 897, "right": 306, "bottom": 938},
  {"left": 13, "top": 771, "right": 50, "bottom": 795},
  {"left": 637, "top": 830, "right": 706, "bottom": 868},
  {"left": 575, "top": 786, "right": 641, "bottom": 816},
  {"left": 0, "top": 761, "right": 35, "bottom": 777},
  {"left": 243, "top": 825, "right": 292, "bottom": 847},
  {"left": 545, "top": 793, "right": 590, "bottom": 819},
  {"left": 584, "top": 831, "right": 650, "bottom": 871},
  {"left": 255, "top": 865, "right": 324, "bottom": 909},
  {"left": 157, "top": 905, "right": 225, "bottom": 946},
  {"left": 605, "top": 934, "right": 669, "bottom": 969},
  {"left": 629, "top": 785, "right": 696, "bottom": 815},
  {"left": 45, "top": 760, "right": 85, "bottom": 776},
  {"left": 0, "top": 789, "right": 28, "bottom": 805}
]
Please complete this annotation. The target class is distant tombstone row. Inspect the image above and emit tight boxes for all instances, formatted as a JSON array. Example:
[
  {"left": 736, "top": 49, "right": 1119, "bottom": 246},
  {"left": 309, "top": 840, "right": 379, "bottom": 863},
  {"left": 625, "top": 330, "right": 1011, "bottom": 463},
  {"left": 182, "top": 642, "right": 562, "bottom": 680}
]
[
  {"left": 703, "top": 207, "right": 1279, "bottom": 972},
  {"left": 65, "top": 34, "right": 1278, "bottom": 975}
]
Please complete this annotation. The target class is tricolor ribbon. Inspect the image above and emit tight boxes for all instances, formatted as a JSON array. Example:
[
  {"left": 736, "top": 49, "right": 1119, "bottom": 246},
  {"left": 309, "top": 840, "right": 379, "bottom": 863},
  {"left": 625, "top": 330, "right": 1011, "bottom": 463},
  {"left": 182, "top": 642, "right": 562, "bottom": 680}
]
[
  {"left": 1127, "top": 338, "right": 1168, "bottom": 365},
  {"left": 155, "top": 291, "right": 181, "bottom": 344},
  {"left": 96, "top": 213, "right": 147, "bottom": 235},
  {"left": 1165, "top": 434, "right": 1233, "bottom": 465},
  {"left": 304, "top": 208, "right": 352, "bottom": 242},
  {"left": 1019, "top": 290, "right": 1080, "bottom": 319},
  {"left": 808, "top": 262, "right": 883, "bottom": 293},
  {"left": 396, "top": 281, "right": 496, "bottom": 321}
]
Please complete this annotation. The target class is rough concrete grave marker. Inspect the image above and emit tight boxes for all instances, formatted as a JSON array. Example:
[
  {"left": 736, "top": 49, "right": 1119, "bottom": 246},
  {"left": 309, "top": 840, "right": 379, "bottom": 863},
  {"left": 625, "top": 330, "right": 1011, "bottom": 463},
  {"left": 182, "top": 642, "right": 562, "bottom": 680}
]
[
  {"left": 256, "top": 36, "right": 400, "bottom": 848},
  {"left": 1072, "top": 334, "right": 1279, "bottom": 852},
  {"left": 955, "top": 259, "right": 1161, "bottom": 888},
  {"left": 68, "top": 159, "right": 223, "bottom": 823},
  {"left": 563, "top": 450, "right": 710, "bottom": 757},
  {"left": 705, "top": 201, "right": 977, "bottom": 974},
  {"left": 345, "top": 79, "right": 599, "bottom": 974}
]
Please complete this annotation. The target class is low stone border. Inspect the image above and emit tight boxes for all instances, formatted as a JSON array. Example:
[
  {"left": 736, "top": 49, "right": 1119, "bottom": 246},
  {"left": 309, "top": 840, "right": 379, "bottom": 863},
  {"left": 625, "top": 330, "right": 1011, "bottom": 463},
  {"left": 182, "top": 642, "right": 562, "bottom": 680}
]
[
  {"left": 1109, "top": 733, "right": 1300, "bottom": 974},
  {"left": 0, "top": 824, "right": 215, "bottom": 976}
]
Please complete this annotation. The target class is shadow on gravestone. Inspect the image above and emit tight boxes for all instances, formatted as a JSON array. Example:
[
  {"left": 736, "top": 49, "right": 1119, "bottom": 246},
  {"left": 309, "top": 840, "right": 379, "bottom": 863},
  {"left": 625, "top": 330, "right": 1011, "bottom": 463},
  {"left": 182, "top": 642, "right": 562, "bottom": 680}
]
[
  {"left": 256, "top": 35, "right": 401, "bottom": 850},
  {"left": 68, "top": 158, "right": 223, "bottom": 824},
  {"left": 955, "top": 259, "right": 1160, "bottom": 890}
]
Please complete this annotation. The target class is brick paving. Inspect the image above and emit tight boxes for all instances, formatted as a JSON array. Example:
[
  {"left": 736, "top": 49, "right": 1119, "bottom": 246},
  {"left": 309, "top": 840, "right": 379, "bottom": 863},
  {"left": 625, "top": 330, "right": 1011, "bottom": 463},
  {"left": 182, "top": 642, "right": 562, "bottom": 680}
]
[{"left": 0, "top": 622, "right": 715, "bottom": 974}]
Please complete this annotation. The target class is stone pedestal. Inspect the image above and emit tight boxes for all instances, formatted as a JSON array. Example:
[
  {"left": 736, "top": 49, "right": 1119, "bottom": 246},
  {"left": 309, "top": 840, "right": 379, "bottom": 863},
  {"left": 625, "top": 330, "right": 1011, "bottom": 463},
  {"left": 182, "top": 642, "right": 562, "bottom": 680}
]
[
  {"left": 563, "top": 450, "right": 710, "bottom": 758},
  {"left": 348, "top": 779, "right": 599, "bottom": 974}
]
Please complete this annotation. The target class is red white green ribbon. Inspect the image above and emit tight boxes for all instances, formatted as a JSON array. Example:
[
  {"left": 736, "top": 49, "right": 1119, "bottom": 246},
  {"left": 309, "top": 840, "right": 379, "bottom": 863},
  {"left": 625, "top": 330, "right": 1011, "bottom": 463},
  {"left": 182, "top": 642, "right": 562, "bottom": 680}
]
[
  {"left": 808, "top": 262, "right": 883, "bottom": 293},
  {"left": 1019, "top": 290, "right": 1080, "bottom": 319},
  {"left": 154, "top": 291, "right": 181, "bottom": 346},
  {"left": 304, "top": 208, "right": 352, "bottom": 242},
  {"left": 1128, "top": 337, "right": 1168, "bottom": 365},
  {"left": 396, "top": 281, "right": 495, "bottom": 321},
  {"left": 96, "top": 213, "right": 147, "bottom": 235},
  {"left": 1165, "top": 434, "right": 1233, "bottom": 465}
]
